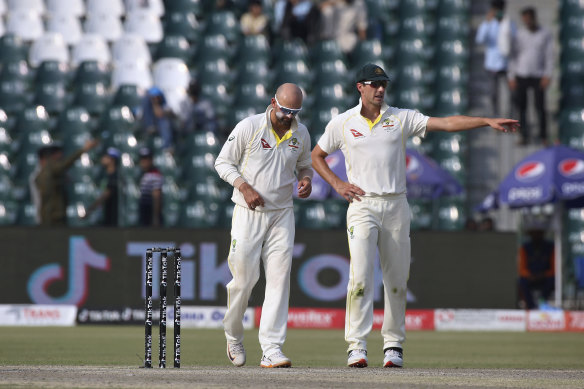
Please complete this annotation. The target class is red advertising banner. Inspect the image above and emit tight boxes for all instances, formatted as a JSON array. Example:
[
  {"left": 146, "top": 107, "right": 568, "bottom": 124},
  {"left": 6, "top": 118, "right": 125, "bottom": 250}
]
[
  {"left": 255, "top": 308, "right": 434, "bottom": 330},
  {"left": 374, "top": 309, "right": 435, "bottom": 330},
  {"left": 566, "top": 311, "right": 584, "bottom": 332},
  {"left": 255, "top": 307, "right": 345, "bottom": 329}
]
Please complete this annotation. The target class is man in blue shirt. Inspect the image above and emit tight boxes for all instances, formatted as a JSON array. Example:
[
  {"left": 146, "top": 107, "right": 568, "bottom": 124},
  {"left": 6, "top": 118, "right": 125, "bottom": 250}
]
[{"left": 475, "top": 0, "right": 514, "bottom": 116}]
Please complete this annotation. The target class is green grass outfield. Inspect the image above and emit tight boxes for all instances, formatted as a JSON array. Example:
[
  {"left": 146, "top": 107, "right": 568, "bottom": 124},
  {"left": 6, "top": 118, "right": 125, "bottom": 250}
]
[{"left": 1, "top": 326, "right": 583, "bottom": 369}]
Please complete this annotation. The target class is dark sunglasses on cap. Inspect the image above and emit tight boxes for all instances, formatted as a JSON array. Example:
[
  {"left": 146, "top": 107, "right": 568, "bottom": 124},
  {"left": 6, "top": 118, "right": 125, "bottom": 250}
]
[
  {"left": 362, "top": 80, "right": 388, "bottom": 88},
  {"left": 274, "top": 96, "right": 302, "bottom": 116}
]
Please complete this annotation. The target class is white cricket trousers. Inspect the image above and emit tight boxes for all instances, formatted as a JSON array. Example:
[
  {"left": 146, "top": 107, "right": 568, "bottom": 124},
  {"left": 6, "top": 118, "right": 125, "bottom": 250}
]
[
  {"left": 345, "top": 194, "right": 411, "bottom": 353},
  {"left": 223, "top": 204, "right": 295, "bottom": 356}
]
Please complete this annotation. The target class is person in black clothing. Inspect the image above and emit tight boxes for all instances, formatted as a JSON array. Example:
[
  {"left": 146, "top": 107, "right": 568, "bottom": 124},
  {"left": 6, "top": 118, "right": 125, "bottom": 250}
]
[
  {"left": 279, "top": 0, "right": 321, "bottom": 45},
  {"left": 85, "top": 147, "right": 120, "bottom": 226},
  {"left": 518, "top": 226, "right": 555, "bottom": 309},
  {"left": 138, "top": 147, "right": 163, "bottom": 227}
]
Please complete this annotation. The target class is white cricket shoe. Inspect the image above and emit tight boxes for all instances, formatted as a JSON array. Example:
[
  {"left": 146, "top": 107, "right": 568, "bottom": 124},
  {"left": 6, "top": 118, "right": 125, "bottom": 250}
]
[
  {"left": 347, "top": 349, "right": 368, "bottom": 368},
  {"left": 227, "top": 342, "right": 246, "bottom": 367},
  {"left": 383, "top": 348, "right": 403, "bottom": 368},
  {"left": 260, "top": 350, "right": 291, "bottom": 368}
]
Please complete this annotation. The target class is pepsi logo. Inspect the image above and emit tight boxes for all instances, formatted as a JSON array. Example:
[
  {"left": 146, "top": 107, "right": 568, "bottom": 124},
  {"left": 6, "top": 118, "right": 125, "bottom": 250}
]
[
  {"left": 515, "top": 161, "right": 545, "bottom": 181},
  {"left": 406, "top": 155, "right": 422, "bottom": 176},
  {"left": 325, "top": 153, "right": 340, "bottom": 167},
  {"left": 559, "top": 159, "right": 584, "bottom": 177}
]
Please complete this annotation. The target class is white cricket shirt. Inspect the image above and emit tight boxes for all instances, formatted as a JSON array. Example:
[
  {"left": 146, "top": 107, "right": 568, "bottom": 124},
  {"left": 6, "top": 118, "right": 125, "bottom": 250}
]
[
  {"left": 317, "top": 99, "right": 429, "bottom": 196},
  {"left": 215, "top": 106, "right": 312, "bottom": 210}
]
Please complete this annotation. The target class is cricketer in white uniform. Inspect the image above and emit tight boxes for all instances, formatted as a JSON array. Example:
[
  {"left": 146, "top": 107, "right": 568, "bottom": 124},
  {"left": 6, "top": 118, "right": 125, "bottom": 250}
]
[
  {"left": 215, "top": 83, "right": 313, "bottom": 368},
  {"left": 312, "top": 63, "right": 519, "bottom": 368}
]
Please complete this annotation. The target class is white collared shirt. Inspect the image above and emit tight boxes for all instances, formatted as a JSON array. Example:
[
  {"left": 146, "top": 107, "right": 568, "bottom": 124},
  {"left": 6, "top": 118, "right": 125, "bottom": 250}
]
[
  {"left": 215, "top": 106, "right": 312, "bottom": 210},
  {"left": 317, "top": 100, "right": 429, "bottom": 196}
]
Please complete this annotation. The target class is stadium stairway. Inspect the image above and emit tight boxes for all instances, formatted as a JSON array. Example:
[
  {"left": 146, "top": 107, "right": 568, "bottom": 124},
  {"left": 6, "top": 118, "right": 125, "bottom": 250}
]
[{"left": 467, "top": 0, "right": 560, "bottom": 231}]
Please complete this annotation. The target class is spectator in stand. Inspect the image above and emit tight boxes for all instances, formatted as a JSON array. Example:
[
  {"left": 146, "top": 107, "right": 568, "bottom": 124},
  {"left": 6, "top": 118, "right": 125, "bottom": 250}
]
[
  {"left": 84, "top": 147, "right": 120, "bottom": 226},
  {"left": 241, "top": 0, "right": 269, "bottom": 36},
  {"left": 475, "top": 0, "right": 516, "bottom": 116},
  {"left": 478, "top": 216, "right": 495, "bottom": 231},
  {"left": 180, "top": 80, "right": 218, "bottom": 135},
  {"left": 138, "top": 87, "right": 175, "bottom": 152},
  {"left": 518, "top": 223, "right": 555, "bottom": 309},
  {"left": 464, "top": 217, "right": 478, "bottom": 231},
  {"left": 138, "top": 147, "right": 163, "bottom": 227},
  {"left": 275, "top": 0, "right": 321, "bottom": 45},
  {"left": 29, "top": 145, "right": 52, "bottom": 224},
  {"left": 318, "top": 0, "right": 367, "bottom": 54},
  {"left": 508, "top": 7, "right": 554, "bottom": 146},
  {"left": 35, "top": 140, "right": 99, "bottom": 226}
]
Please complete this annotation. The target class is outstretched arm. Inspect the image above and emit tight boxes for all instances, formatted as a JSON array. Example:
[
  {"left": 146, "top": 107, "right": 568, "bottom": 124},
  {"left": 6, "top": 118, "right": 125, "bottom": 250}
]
[{"left": 427, "top": 116, "right": 519, "bottom": 133}]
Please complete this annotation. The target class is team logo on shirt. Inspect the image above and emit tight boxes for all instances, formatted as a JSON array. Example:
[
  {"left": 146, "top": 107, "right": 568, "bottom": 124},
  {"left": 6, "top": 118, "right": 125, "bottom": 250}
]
[
  {"left": 382, "top": 117, "right": 398, "bottom": 132},
  {"left": 231, "top": 239, "right": 237, "bottom": 252},
  {"left": 261, "top": 138, "right": 272, "bottom": 149},
  {"left": 349, "top": 129, "right": 365, "bottom": 138},
  {"left": 288, "top": 137, "right": 299, "bottom": 151},
  {"left": 348, "top": 226, "right": 354, "bottom": 239}
]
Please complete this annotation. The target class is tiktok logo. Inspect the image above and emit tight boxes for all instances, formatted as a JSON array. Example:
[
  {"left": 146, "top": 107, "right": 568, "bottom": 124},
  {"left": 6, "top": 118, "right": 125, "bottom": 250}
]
[{"left": 27, "top": 236, "right": 110, "bottom": 306}]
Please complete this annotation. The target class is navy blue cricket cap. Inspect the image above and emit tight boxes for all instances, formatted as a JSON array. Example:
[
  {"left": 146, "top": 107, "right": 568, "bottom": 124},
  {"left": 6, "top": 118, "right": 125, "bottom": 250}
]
[
  {"left": 139, "top": 147, "right": 153, "bottom": 159},
  {"left": 105, "top": 147, "right": 121, "bottom": 159},
  {"left": 37, "top": 142, "right": 63, "bottom": 158},
  {"left": 356, "top": 63, "right": 390, "bottom": 83}
]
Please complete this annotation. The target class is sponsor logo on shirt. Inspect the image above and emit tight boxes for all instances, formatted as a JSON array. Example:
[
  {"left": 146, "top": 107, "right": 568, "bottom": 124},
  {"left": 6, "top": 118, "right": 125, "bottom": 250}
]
[
  {"left": 261, "top": 138, "right": 272, "bottom": 149},
  {"left": 228, "top": 135, "right": 235, "bottom": 141},
  {"left": 349, "top": 129, "right": 365, "bottom": 138}
]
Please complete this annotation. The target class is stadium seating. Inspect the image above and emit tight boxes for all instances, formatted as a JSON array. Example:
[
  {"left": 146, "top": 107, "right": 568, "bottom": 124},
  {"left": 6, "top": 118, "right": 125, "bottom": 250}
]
[
  {"left": 0, "top": 33, "right": 27, "bottom": 64},
  {"left": 46, "top": 13, "right": 83, "bottom": 46},
  {"left": 111, "top": 61, "right": 153, "bottom": 90},
  {"left": 204, "top": 10, "right": 240, "bottom": 44},
  {"left": 0, "top": 79, "right": 28, "bottom": 114},
  {"left": 180, "top": 199, "right": 221, "bottom": 228},
  {"left": 409, "top": 198, "right": 433, "bottom": 230},
  {"left": 73, "top": 61, "right": 111, "bottom": 85},
  {"left": 0, "top": 59, "right": 31, "bottom": 85},
  {"left": 111, "top": 84, "right": 143, "bottom": 109},
  {"left": 72, "top": 82, "right": 109, "bottom": 116},
  {"left": 152, "top": 58, "right": 190, "bottom": 90},
  {"left": 162, "top": 11, "right": 201, "bottom": 44},
  {"left": 124, "top": 9, "right": 164, "bottom": 44},
  {"left": 71, "top": 35, "right": 111, "bottom": 66},
  {"left": 235, "top": 60, "right": 271, "bottom": 87},
  {"left": 235, "top": 34, "right": 271, "bottom": 64},
  {"left": 33, "top": 82, "right": 68, "bottom": 115},
  {"left": 46, "top": 0, "right": 85, "bottom": 17},
  {"left": 7, "top": 0, "right": 45, "bottom": 15},
  {"left": 154, "top": 35, "right": 192, "bottom": 63},
  {"left": 163, "top": 0, "right": 202, "bottom": 16},
  {"left": 29, "top": 33, "right": 70, "bottom": 67},
  {"left": 86, "top": 0, "right": 125, "bottom": 18},
  {"left": 83, "top": 13, "right": 124, "bottom": 43},
  {"left": 112, "top": 34, "right": 152, "bottom": 65},
  {"left": 126, "top": 0, "right": 165, "bottom": 17},
  {"left": 435, "top": 197, "right": 466, "bottom": 230},
  {"left": 0, "top": 0, "right": 481, "bottom": 229},
  {"left": 6, "top": 9, "right": 44, "bottom": 42}
]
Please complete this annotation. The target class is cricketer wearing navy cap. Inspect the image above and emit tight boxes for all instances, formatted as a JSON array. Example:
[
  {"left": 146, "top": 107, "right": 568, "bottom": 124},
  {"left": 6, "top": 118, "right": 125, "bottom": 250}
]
[
  {"left": 355, "top": 63, "right": 390, "bottom": 83},
  {"left": 312, "top": 62, "right": 519, "bottom": 369}
]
